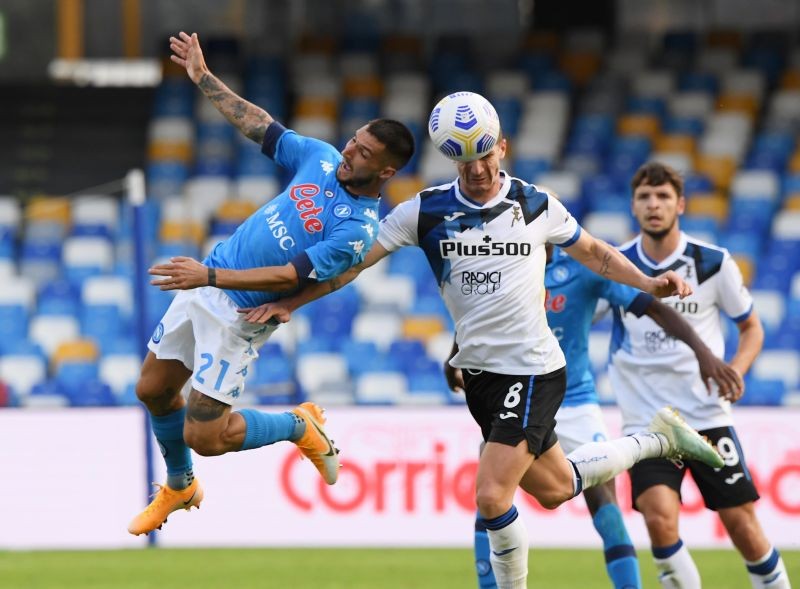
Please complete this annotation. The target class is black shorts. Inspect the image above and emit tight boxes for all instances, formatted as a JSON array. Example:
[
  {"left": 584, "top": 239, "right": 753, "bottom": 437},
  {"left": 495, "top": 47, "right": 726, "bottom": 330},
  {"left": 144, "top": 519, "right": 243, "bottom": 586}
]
[
  {"left": 462, "top": 367, "right": 566, "bottom": 457},
  {"left": 629, "top": 425, "right": 760, "bottom": 511}
]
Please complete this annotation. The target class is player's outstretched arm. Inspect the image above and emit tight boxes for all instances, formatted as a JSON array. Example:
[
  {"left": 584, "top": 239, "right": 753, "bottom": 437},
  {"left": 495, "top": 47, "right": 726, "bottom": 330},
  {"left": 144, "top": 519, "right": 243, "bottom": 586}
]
[
  {"left": 169, "top": 31, "right": 273, "bottom": 143},
  {"left": 563, "top": 231, "right": 692, "bottom": 299},
  {"left": 149, "top": 256, "right": 298, "bottom": 292},
  {"left": 238, "top": 242, "right": 393, "bottom": 324},
  {"left": 645, "top": 300, "right": 744, "bottom": 401}
]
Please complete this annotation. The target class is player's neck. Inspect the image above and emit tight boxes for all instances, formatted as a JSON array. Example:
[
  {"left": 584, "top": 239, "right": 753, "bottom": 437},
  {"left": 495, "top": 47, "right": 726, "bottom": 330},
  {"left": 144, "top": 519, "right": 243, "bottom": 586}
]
[
  {"left": 640, "top": 227, "right": 681, "bottom": 263},
  {"left": 460, "top": 177, "right": 503, "bottom": 204}
]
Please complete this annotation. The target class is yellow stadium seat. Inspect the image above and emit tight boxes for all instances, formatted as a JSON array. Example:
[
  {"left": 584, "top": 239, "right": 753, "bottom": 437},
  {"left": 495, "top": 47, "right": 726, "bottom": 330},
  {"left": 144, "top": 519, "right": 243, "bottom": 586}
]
[
  {"left": 52, "top": 339, "right": 99, "bottom": 367},
  {"left": 617, "top": 114, "right": 660, "bottom": 141},
  {"left": 387, "top": 176, "right": 425, "bottom": 207},
  {"left": 559, "top": 52, "right": 601, "bottom": 86},
  {"left": 216, "top": 200, "right": 257, "bottom": 222},
  {"left": 148, "top": 140, "right": 193, "bottom": 163},
  {"left": 731, "top": 254, "right": 754, "bottom": 287},
  {"left": 294, "top": 97, "right": 337, "bottom": 120},
  {"left": 780, "top": 69, "right": 800, "bottom": 90},
  {"left": 381, "top": 35, "right": 423, "bottom": 57},
  {"left": 26, "top": 196, "right": 70, "bottom": 224},
  {"left": 783, "top": 193, "right": 800, "bottom": 211},
  {"left": 297, "top": 35, "right": 336, "bottom": 54},
  {"left": 655, "top": 135, "right": 696, "bottom": 156},
  {"left": 344, "top": 76, "right": 383, "bottom": 99},
  {"left": 522, "top": 31, "right": 559, "bottom": 52},
  {"left": 789, "top": 150, "right": 800, "bottom": 174},
  {"left": 159, "top": 220, "right": 206, "bottom": 245},
  {"left": 706, "top": 30, "right": 742, "bottom": 49},
  {"left": 685, "top": 192, "right": 728, "bottom": 222},
  {"left": 693, "top": 155, "right": 737, "bottom": 190},
  {"left": 716, "top": 93, "right": 759, "bottom": 118},
  {"left": 402, "top": 316, "right": 445, "bottom": 342}
]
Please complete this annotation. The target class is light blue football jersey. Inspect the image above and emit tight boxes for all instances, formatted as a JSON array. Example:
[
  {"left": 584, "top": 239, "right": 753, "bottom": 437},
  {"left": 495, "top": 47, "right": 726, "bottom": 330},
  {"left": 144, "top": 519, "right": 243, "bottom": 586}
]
[
  {"left": 204, "top": 124, "right": 380, "bottom": 309},
  {"left": 544, "top": 247, "right": 651, "bottom": 407}
]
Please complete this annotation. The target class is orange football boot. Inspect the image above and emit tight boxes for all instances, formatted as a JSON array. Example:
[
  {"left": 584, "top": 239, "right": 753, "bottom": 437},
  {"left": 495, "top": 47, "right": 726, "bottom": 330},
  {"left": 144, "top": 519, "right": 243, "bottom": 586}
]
[
  {"left": 291, "top": 402, "right": 340, "bottom": 485},
  {"left": 128, "top": 478, "right": 203, "bottom": 535}
]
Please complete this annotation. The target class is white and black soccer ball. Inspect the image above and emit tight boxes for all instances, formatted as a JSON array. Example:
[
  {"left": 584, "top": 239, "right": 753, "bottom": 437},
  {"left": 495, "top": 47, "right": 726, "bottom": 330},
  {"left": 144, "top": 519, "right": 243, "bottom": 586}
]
[{"left": 428, "top": 91, "right": 501, "bottom": 162}]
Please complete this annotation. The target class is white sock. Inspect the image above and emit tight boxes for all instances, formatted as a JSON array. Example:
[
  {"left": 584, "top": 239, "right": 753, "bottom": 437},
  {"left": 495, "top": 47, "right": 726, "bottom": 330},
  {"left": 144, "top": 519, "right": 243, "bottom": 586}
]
[
  {"left": 483, "top": 506, "right": 529, "bottom": 589},
  {"left": 653, "top": 539, "right": 701, "bottom": 589},
  {"left": 566, "top": 433, "right": 666, "bottom": 490},
  {"left": 746, "top": 547, "right": 792, "bottom": 588}
]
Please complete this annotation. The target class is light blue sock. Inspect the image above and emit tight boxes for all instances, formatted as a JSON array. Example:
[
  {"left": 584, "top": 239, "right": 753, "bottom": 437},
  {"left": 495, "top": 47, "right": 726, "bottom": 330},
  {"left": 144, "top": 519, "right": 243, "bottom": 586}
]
[
  {"left": 151, "top": 407, "right": 193, "bottom": 490},
  {"left": 592, "top": 503, "right": 641, "bottom": 589},
  {"left": 474, "top": 511, "right": 498, "bottom": 588},
  {"left": 238, "top": 409, "right": 304, "bottom": 451}
]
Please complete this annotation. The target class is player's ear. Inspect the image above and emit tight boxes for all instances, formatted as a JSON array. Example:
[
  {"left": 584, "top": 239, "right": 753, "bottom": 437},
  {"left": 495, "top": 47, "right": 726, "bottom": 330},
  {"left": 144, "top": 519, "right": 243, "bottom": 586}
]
[
  {"left": 379, "top": 165, "right": 397, "bottom": 182},
  {"left": 677, "top": 194, "right": 686, "bottom": 215},
  {"left": 496, "top": 138, "right": 508, "bottom": 159}
]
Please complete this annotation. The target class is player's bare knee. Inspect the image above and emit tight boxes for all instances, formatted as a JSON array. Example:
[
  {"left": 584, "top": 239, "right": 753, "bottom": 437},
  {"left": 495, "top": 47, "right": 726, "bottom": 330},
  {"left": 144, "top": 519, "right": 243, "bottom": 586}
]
[
  {"left": 642, "top": 508, "right": 677, "bottom": 537},
  {"left": 476, "top": 485, "right": 513, "bottom": 517}
]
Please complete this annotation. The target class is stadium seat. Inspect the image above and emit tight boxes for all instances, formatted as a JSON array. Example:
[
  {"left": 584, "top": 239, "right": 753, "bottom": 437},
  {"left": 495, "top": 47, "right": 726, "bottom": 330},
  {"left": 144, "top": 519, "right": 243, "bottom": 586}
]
[
  {"left": 0, "top": 304, "right": 28, "bottom": 340},
  {"left": 581, "top": 212, "right": 633, "bottom": 244},
  {"left": 52, "top": 339, "right": 100, "bottom": 368},
  {"left": 750, "top": 290, "right": 786, "bottom": 335},
  {"left": 82, "top": 275, "right": 134, "bottom": 317},
  {"left": 355, "top": 372, "right": 408, "bottom": 405},
  {"left": 62, "top": 236, "right": 115, "bottom": 285},
  {"left": 752, "top": 350, "right": 800, "bottom": 390},
  {"left": 99, "top": 354, "right": 142, "bottom": 398},
  {"left": 0, "top": 276, "right": 36, "bottom": 311},
  {"left": 295, "top": 352, "right": 348, "bottom": 398},
  {"left": 23, "top": 380, "right": 69, "bottom": 408},
  {"left": 0, "top": 354, "right": 46, "bottom": 398},
  {"left": 355, "top": 274, "right": 416, "bottom": 313},
  {"left": 29, "top": 314, "right": 80, "bottom": 357},
  {"left": 401, "top": 315, "right": 446, "bottom": 342}
]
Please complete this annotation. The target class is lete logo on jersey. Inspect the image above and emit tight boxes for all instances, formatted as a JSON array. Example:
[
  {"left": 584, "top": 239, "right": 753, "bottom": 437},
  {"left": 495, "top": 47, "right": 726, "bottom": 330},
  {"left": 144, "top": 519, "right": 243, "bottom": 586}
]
[
  {"left": 289, "top": 183, "right": 324, "bottom": 233},
  {"left": 544, "top": 289, "right": 566, "bottom": 312}
]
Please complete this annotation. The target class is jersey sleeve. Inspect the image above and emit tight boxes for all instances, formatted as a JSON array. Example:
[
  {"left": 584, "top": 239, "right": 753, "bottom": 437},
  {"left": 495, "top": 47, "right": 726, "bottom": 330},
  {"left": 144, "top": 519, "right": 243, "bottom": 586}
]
[
  {"left": 261, "top": 122, "right": 333, "bottom": 174},
  {"left": 598, "top": 277, "right": 653, "bottom": 318},
  {"left": 543, "top": 193, "right": 581, "bottom": 246},
  {"left": 717, "top": 253, "right": 754, "bottom": 322},
  {"left": 302, "top": 220, "right": 374, "bottom": 282},
  {"left": 376, "top": 197, "right": 421, "bottom": 251}
]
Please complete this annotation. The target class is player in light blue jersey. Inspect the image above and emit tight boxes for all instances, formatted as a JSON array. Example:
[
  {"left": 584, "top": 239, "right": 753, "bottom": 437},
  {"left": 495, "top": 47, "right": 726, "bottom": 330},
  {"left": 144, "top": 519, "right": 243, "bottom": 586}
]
[
  {"left": 128, "top": 31, "right": 414, "bottom": 536},
  {"left": 447, "top": 242, "right": 740, "bottom": 589}
]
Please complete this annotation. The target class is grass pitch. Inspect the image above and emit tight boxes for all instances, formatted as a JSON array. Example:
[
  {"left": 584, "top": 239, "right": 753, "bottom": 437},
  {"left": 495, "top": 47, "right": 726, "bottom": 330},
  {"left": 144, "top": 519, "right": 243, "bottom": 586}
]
[{"left": 1, "top": 548, "right": 797, "bottom": 588}]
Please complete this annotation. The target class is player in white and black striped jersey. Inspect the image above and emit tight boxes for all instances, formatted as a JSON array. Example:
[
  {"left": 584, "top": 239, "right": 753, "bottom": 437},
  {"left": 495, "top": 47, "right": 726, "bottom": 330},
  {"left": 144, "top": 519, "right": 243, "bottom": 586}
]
[
  {"left": 609, "top": 161, "right": 790, "bottom": 589},
  {"left": 219, "top": 134, "right": 729, "bottom": 589}
]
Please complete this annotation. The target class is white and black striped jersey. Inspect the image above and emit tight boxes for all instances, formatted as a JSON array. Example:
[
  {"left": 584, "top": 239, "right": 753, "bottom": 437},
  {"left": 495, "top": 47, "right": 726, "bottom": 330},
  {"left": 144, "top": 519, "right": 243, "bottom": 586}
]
[
  {"left": 377, "top": 172, "right": 581, "bottom": 375},
  {"left": 609, "top": 232, "right": 754, "bottom": 432}
]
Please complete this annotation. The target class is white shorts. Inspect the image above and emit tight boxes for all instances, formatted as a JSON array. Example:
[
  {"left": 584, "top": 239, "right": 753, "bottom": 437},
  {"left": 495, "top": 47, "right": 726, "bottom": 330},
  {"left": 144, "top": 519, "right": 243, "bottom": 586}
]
[
  {"left": 554, "top": 403, "right": 609, "bottom": 455},
  {"left": 147, "top": 287, "right": 278, "bottom": 405}
]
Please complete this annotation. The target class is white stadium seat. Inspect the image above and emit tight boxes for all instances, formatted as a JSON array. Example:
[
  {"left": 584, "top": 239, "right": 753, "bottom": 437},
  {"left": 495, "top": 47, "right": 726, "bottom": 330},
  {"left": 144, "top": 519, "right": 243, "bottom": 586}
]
[
  {"left": 0, "top": 275, "right": 36, "bottom": 310},
  {"left": 296, "top": 353, "right": 348, "bottom": 396},
  {"left": 631, "top": 70, "right": 674, "bottom": 97},
  {"left": 750, "top": 290, "right": 786, "bottom": 333},
  {"left": 0, "top": 354, "right": 46, "bottom": 397},
  {"left": 29, "top": 314, "right": 80, "bottom": 357},
  {"left": 71, "top": 195, "right": 120, "bottom": 232},
  {"left": 533, "top": 171, "right": 581, "bottom": 203},
  {"left": 753, "top": 350, "right": 800, "bottom": 390},
  {"left": 352, "top": 310, "right": 403, "bottom": 350},
  {"left": 355, "top": 274, "right": 416, "bottom": 313},
  {"left": 99, "top": 354, "right": 141, "bottom": 397},
  {"left": 582, "top": 212, "right": 633, "bottom": 245},
  {"left": 82, "top": 275, "right": 134, "bottom": 316},
  {"left": 235, "top": 176, "right": 280, "bottom": 207},
  {"left": 62, "top": 236, "right": 114, "bottom": 272},
  {"left": 355, "top": 372, "right": 408, "bottom": 404}
]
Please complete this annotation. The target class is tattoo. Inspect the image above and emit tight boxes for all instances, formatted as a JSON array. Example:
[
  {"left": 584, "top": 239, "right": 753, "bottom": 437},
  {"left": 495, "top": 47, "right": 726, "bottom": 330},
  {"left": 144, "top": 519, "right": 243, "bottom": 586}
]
[
  {"left": 186, "top": 390, "right": 228, "bottom": 422},
  {"left": 198, "top": 73, "right": 270, "bottom": 144},
  {"left": 600, "top": 251, "right": 612, "bottom": 277}
]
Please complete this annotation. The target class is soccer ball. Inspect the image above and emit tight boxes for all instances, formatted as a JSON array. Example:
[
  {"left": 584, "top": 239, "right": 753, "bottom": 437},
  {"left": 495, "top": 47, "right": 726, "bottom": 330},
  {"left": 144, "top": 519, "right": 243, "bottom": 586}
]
[{"left": 428, "top": 91, "right": 501, "bottom": 162}]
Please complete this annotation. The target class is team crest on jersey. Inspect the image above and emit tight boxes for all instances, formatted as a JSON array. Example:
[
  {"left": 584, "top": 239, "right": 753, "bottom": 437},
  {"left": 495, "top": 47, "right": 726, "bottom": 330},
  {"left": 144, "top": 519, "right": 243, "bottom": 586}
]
[
  {"left": 334, "top": 204, "right": 352, "bottom": 218},
  {"left": 511, "top": 205, "right": 522, "bottom": 226},
  {"left": 552, "top": 265, "right": 570, "bottom": 283}
]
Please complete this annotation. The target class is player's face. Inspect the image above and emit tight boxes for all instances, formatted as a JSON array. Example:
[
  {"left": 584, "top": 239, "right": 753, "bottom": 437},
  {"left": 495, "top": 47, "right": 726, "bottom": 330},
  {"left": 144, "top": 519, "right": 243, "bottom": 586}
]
[
  {"left": 337, "top": 126, "right": 395, "bottom": 189},
  {"left": 456, "top": 139, "right": 508, "bottom": 199},
  {"left": 632, "top": 181, "right": 686, "bottom": 239}
]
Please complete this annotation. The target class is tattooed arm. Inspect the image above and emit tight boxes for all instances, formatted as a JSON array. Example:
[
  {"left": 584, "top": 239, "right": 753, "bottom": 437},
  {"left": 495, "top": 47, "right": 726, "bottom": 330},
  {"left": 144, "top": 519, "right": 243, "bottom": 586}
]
[
  {"left": 563, "top": 230, "right": 692, "bottom": 298},
  {"left": 169, "top": 31, "right": 272, "bottom": 144}
]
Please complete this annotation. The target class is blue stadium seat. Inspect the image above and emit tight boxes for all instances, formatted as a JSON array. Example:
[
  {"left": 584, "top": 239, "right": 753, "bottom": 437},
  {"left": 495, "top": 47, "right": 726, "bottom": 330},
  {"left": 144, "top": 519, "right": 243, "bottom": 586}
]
[
  {"left": 739, "top": 378, "right": 785, "bottom": 406},
  {"left": 677, "top": 72, "right": 718, "bottom": 94},
  {"left": 66, "top": 379, "right": 117, "bottom": 407},
  {"left": 662, "top": 116, "right": 704, "bottom": 136},
  {"left": 626, "top": 96, "right": 666, "bottom": 118},
  {"left": 0, "top": 304, "right": 28, "bottom": 339}
]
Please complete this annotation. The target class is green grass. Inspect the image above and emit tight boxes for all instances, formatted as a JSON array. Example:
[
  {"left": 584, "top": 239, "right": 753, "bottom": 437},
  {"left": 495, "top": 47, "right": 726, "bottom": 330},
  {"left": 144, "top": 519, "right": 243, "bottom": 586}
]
[{"left": 0, "top": 548, "right": 797, "bottom": 588}]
